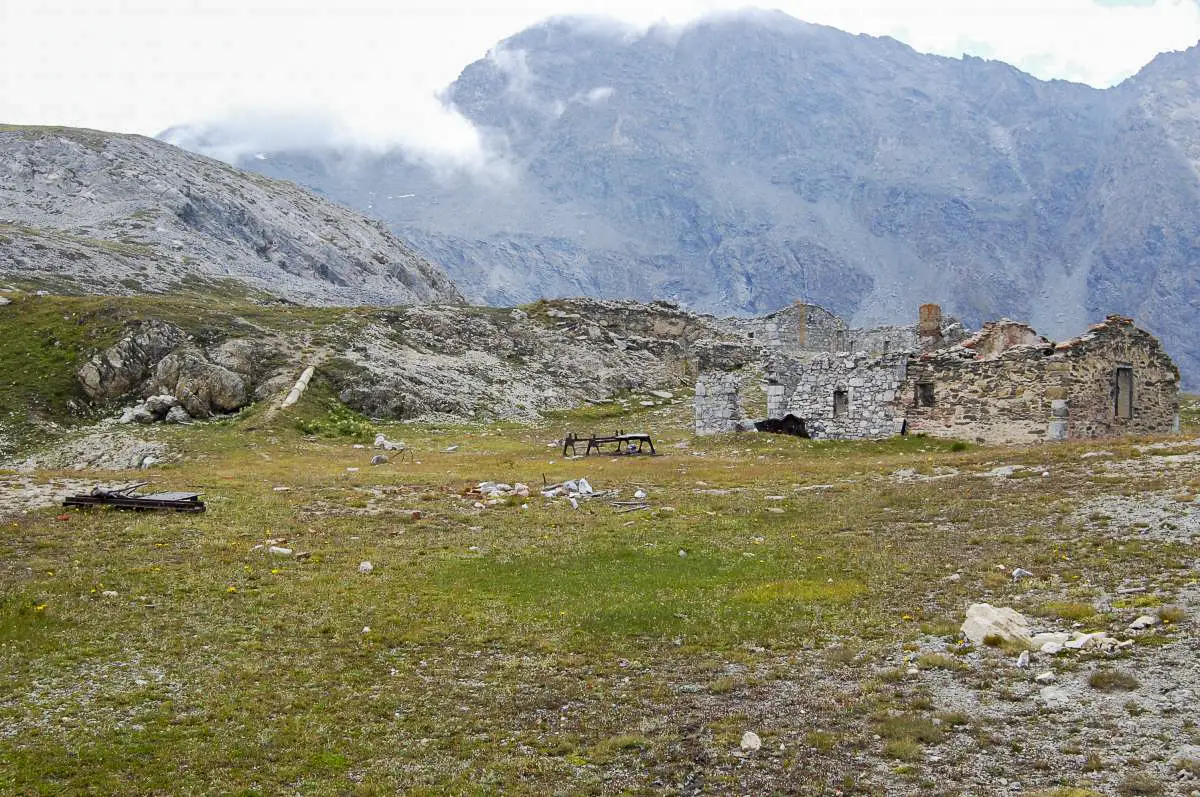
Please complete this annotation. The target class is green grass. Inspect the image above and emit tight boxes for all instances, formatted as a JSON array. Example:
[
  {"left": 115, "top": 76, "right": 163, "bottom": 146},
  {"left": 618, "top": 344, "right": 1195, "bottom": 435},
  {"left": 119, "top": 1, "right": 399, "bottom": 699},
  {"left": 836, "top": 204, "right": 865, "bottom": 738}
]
[{"left": 0, "top": 366, "right": 1197, "bottom": 792}]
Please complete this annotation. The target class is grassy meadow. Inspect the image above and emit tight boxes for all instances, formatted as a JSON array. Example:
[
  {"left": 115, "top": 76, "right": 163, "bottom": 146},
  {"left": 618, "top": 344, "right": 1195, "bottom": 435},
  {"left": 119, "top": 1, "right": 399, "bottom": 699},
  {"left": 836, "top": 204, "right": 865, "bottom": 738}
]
[{"left": 1, "top": 394, "right": 1198, "bottom": 795}]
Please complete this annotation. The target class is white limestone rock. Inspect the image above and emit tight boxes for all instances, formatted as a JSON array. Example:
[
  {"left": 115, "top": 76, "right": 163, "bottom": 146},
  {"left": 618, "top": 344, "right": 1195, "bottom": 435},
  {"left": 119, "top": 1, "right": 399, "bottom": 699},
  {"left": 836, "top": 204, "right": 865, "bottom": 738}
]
[
  {"left": 740, "top": 731, "right": 762, "bottom": 751},
  {"left": 961, "top": 603, "right": 1032, "bottom": 646}
]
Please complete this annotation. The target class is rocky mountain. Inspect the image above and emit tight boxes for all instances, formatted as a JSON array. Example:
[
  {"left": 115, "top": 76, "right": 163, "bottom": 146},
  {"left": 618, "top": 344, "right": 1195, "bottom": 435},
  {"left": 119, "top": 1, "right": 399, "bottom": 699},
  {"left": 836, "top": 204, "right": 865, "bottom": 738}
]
[
  {"left": 168, "top": 12, "right": 1200, "bottom": 386},
  {"left": 0, "top": 125, "right": 463, "bottom": 306}
]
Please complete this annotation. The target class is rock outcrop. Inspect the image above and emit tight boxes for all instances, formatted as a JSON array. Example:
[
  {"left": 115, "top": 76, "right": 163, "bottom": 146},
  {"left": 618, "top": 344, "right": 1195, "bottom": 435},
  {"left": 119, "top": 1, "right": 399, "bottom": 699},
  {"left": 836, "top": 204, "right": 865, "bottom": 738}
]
[
  {"left": 77, "top": 321, "right": 186, "bottom": 401},
  {"left": 71, "top": 298, "right": 759, "bottom": 424}
]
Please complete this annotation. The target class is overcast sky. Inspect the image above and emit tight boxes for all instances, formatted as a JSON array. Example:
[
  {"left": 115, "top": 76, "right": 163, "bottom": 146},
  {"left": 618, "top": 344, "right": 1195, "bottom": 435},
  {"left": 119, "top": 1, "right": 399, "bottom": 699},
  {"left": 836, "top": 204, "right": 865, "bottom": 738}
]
[{"left": 3, "top": 0, "right": 1200, "bottom": 162}]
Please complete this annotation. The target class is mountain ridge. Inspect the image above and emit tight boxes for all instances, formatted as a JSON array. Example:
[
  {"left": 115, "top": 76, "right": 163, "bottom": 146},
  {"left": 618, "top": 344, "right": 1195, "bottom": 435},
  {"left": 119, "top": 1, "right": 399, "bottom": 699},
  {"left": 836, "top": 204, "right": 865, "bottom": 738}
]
[
  {"left": 164, "top": 14, "right": 1200, "bottom": 387},
  {"left": 0, "top": 125, "right": 464, "bottom": 306}
]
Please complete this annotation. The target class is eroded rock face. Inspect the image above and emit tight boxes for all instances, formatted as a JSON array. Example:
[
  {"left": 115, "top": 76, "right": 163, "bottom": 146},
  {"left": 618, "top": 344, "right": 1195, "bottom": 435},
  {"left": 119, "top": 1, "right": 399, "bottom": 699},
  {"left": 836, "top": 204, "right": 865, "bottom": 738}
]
[
  {"left": 77, "top": 321, "right": 187, "bottom": 401},
  {"left": 152, "top": 349, "right": 248, "bottom": 418},
  {"left": 78, "top": 322, "right": 266, "bottom": 419}
]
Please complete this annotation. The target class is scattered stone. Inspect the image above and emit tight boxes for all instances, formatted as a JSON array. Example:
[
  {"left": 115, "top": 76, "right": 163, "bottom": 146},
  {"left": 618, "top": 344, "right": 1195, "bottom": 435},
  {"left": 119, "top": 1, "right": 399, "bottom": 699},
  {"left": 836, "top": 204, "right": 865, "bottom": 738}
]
[
  {"left": 1012, "top": 568, "right": 1035, "bottom": 582},
  {"left": 1040, "top": 685, "right": 1071, "bottom": 710},
  {"left": 1129, "top": 615, "right": 1160, "bottom": 630},
  {"left": 678, "top": 550, "right": 687, "bottom": 558},
  {"left": 961, "top": 603, "right": 1032, "bottom": 646},
  {"left": 1034, "top": 671, "right": 1057, "bottom": 684},
  {"left": 268, "top": 546, "right": 293, "bottom": 557},
  {"left": 740, "top": 731, "right": 762, "bottom": 751},
  {"left": 163, "top": 405, "right": 192, "bottom": 424},
  {"left": 634, "top": 489, "right": 648, "bottom": 499},
  {"left": 649, "top": 390, "right": 675, "bottom": 399},
  {"left": 0, "top": 297, "right": 10, "bottom": 306},
  {"left": 101, "top": 590, "right": 119, "bottom": 599},
  {"left": 370, "top": 455, "right": 388, "bottom": 466},
  {"left": 443, "top": 445, "right": 460, "bottom": 453},
  {"left": 947, "top": 573, "right": 962, "bottom": 582},
  {"left": 1015, "top": 650, "right": 1030, "bottom": 668},
  {"left": 358, "top": 561, "right": 373, "bottom": 574},
  {"left": 374, "top": 434, "right": 405, "bottom": 452},
  {"left": 346, "top": 467, "right": 359, "bottom": 473},
  {"left": 1030, "top": 632, "right": 1071, "bottom": 653}
]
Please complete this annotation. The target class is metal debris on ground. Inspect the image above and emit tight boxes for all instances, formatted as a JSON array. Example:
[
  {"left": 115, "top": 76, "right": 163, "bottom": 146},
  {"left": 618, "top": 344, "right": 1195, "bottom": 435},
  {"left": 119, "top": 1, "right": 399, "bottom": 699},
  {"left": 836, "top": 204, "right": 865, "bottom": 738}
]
[
  {"left": 562, "top": 430, "right": 656, "bottom": 457},
  {"left": 62, "top": 483, "right": 206, "bottom": 513}
]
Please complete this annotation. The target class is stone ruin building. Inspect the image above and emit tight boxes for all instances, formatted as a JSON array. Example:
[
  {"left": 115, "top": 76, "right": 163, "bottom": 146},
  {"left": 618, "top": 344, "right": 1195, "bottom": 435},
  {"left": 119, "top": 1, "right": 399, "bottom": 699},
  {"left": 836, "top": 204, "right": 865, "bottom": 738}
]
[{"left": 695, "top": 303, "right": 1180, "bottom": 445}]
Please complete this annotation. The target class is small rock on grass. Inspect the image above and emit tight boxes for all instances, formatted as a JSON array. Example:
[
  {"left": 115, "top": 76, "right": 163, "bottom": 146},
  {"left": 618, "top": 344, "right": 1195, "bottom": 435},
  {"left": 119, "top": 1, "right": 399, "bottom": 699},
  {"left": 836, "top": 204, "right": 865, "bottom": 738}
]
[
  {"left": 358, "top": 561, "right": 374, "bottom": 574},
  {"left": 268, "top": 546, "right": 293, "bottom": 556},
  {"left": 1015, "top": 650, "right": 1030, "bottom": 668},
  {"left": 1035, "top": 671, "right": 1056, "bottom": 684},
  {"left": 740, "top": 731, "right": 762, "bottom": 751},
  {"left": 370, "top": 455, "right": 388, "bottom": 466},
  {"left": 1129, "top": 615, "right": 1159, "bottom": 630}
]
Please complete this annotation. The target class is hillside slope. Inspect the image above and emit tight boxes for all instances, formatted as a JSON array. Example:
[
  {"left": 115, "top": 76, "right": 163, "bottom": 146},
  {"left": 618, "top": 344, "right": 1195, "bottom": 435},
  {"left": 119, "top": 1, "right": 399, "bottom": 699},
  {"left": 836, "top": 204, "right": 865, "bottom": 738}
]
[
  {"left": 0, "top": 126, "right": 463, "bottom": 306},
  {"left": 180, "top": 13, "right": 1200, "bottom": 385}
]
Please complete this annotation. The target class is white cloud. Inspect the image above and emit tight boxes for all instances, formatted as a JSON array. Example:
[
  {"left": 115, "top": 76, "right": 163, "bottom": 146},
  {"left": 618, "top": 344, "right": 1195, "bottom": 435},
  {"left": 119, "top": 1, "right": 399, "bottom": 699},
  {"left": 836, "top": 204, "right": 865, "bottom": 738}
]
[{"left": 2, "top": 0, "right": 1198, "bottom": 168}]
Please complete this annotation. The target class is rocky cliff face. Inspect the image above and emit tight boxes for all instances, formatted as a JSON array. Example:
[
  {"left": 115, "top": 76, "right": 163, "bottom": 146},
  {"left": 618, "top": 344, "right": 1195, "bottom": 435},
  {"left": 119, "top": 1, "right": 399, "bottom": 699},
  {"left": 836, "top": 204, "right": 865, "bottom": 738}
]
[
  {"left": 184, "top": 13, "right": 1200, "bottom": 386},
  {"left": 0, "top": 126, "right": 463, "bottom": 306}
]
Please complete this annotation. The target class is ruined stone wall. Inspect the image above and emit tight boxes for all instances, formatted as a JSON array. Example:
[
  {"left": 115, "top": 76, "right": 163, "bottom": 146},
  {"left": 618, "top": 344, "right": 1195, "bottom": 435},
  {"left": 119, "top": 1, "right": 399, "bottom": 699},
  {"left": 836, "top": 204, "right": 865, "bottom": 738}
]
[
  {"left": 694, "top": 372, "right": 746, "bottom": 436},
  {"left": 722, "top": 303, "right": 849, "bottom": 353},
  {"left": 780, "top": 353, "right": 909, "bottom": 440},
  {"left": 901, "top": 317, "right": 1180, "bottom": 444},
  {"left": 1053, "top": 319, "right": 1179, "bottom": 438},
  {"left": 902, "top": 346, "right": 1055, "bottom": 445},
  {"left": 847, "top": 325, "right": 917, "bottom": 356}
]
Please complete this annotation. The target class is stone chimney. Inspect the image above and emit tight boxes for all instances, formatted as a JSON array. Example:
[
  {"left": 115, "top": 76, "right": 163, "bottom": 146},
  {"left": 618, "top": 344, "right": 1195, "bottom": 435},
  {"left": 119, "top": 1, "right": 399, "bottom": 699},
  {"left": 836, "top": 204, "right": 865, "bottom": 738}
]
[{"left": 918, "top": 303, "right": 943, "bottom": 351}]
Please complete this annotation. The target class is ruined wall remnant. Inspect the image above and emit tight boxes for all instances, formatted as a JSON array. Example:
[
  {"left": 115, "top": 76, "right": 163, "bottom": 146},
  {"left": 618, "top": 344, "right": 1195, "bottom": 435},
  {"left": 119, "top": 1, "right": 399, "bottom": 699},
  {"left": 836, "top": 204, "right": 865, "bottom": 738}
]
[
  {"left": 903, "top": 316, "right": 1179, "bottom": 444},
  {"left": 775, "top": 352, "right": 909, "bottom": 440},
  {"left": 918, "top": 304, "right": 944, "bottom": 351},
  {"left": 721, "top": 302, "right": 849, "bottom": 353},
  {"left": 960, "top": 320, "right": 1050, "bottom": 360},
  {"left": 694, "top": 372, "right": 747, "bottom": 436}
]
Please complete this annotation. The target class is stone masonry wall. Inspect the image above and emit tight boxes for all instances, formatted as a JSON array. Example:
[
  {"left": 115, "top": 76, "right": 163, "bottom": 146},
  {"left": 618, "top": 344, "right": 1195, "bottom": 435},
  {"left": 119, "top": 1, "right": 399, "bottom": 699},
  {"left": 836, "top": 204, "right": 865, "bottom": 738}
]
[
  {"left": 722, "top": 303, "right": 849, "bottom": 353},
  {"left": 779, "top": 353, "right": 910, "bottom": 440},
  {"left": 902, "top": 317, "right": 1179, "bottom": 444},
  {"left": 694, "top": 372, "right": 746, "bottom": 436}
]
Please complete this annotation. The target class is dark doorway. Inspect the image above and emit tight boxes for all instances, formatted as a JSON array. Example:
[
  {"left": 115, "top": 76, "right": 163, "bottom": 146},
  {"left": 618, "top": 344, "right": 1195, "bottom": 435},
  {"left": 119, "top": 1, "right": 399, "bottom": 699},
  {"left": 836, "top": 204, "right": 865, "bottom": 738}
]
[
  {"left": 1115, "top": 367, "right": 1134, "bottom": 419},
  {"left": 916, "top": 382, "right": 935, "bottom": 407}
]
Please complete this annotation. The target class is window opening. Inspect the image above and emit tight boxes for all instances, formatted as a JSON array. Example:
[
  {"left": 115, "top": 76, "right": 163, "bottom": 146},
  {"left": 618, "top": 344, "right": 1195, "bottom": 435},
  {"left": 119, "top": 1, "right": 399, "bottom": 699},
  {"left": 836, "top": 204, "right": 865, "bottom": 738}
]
[
  {"left": 916, "top": 382, "right": 935, "bottom": 407},
  {"left": 833, "top": 389, "right": 849, "bottom": 418}
]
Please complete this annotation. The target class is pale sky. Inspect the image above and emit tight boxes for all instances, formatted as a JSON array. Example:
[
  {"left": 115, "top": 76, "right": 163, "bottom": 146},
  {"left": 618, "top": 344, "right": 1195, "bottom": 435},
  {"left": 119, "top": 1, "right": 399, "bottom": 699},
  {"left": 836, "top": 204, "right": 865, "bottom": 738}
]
[{"left": 3, "top": 0, "right": 1200, "bottom": 166}]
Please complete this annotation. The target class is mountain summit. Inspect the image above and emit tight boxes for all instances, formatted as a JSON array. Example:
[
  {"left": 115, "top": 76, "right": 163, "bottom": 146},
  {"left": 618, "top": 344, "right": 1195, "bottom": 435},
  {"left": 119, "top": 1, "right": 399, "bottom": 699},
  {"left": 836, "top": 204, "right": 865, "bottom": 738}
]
[
  {"left": 171, "top": 14, "right": 1200, "bottom": 385},
  {"left": 0, "top": 125, "right": 463, "bottom": 306}
]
